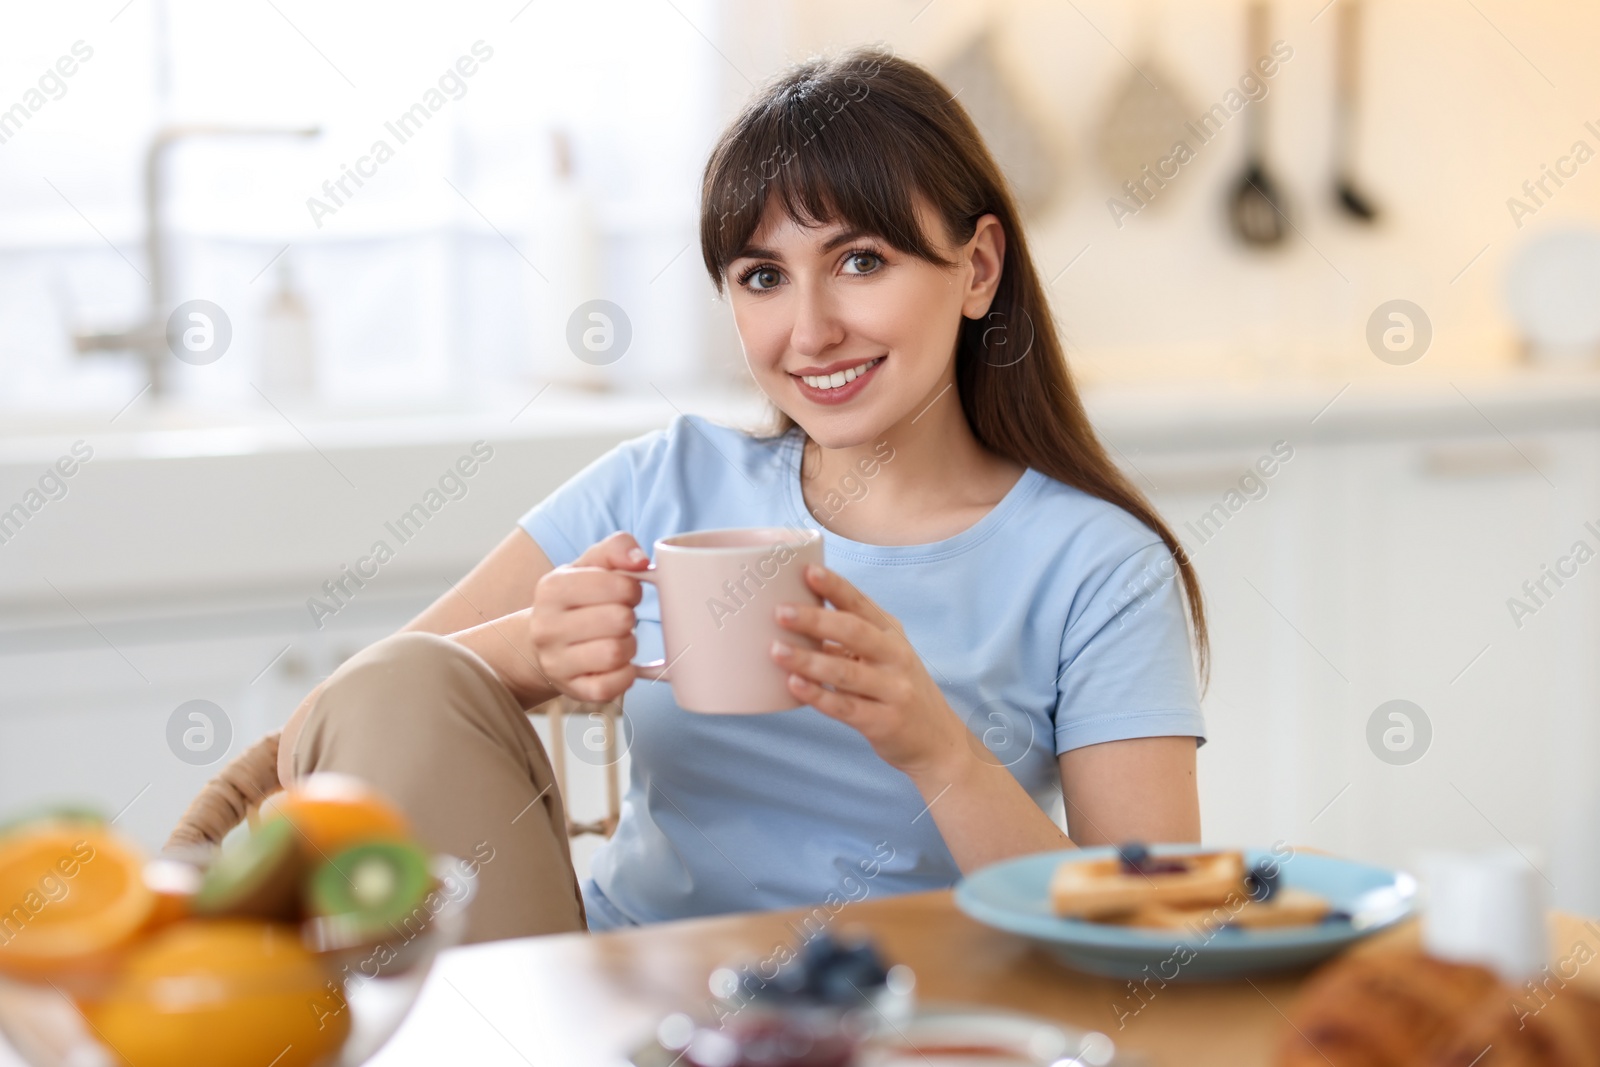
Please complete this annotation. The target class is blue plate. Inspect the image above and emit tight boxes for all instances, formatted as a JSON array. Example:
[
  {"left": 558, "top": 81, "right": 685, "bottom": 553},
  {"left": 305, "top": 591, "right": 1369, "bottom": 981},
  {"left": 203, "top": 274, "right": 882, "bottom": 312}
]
[{"left": 954, "top": 844, "right": 1417, "bottom": 980}]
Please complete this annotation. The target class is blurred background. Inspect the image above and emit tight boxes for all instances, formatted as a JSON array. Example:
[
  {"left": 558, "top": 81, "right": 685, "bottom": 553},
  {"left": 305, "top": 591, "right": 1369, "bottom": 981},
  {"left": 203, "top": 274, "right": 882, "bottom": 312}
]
[{"left": 2, "top": 0, "right": 1598, "bottom": 913}]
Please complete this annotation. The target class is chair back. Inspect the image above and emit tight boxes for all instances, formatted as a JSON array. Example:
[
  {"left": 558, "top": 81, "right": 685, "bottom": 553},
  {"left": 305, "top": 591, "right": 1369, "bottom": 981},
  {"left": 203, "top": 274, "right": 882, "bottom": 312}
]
[{"left": 533, "top": 695, "right": 622, "bottom": 839}]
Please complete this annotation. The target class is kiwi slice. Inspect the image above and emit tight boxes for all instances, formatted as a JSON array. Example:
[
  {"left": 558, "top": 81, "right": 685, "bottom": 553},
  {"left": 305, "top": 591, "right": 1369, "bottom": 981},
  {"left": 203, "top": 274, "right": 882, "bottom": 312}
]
[
  {"left": 0, "top": 804, "right": 106, "bottom": 839},
  {"left": 193, "top": 815, "right": 307, "bottom": 921},
  {"left": 309, "top": 840, "right": 434, "bottom": 946}
]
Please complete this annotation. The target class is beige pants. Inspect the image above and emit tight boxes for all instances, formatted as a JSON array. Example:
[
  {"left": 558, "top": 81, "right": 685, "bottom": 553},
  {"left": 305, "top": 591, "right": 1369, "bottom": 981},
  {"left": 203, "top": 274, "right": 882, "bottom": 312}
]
[{"left": 168, "top": 631, "right": 588, "bottom": 942}]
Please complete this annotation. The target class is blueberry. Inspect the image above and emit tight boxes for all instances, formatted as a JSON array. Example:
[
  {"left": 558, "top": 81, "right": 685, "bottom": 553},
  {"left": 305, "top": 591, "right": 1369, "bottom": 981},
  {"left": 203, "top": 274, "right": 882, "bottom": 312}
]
[
  {"left": 756, "top": 932, "right": 890, "bottom": 1007},
  {"left": 814, "top": 940, "right": 887, "bottom": 1004},
  {"left": 1117, "top": 842, "right": 1151, "bottom": 873},
  {"left": 1244, "top": 860, "right": 1279, "bottom": 902}
]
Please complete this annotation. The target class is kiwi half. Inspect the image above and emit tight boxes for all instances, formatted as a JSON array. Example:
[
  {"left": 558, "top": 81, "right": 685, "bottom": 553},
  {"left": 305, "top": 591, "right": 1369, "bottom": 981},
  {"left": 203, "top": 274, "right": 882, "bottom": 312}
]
[
  {"left": 0, "top": 804, "right": 106, "bottom": 839},
  {"left": 192, "top": 816, "right": 307, "bottom": 921},
  {"left": 309, "top": 840, "right": 433, "bottom": 947}
]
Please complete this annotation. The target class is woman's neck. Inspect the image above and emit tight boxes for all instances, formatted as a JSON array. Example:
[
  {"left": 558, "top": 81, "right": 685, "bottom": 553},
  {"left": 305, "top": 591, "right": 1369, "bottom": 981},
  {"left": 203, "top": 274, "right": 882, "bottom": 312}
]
[{"left": 797, "top": 379, "right": 1026, "bottom": 546}]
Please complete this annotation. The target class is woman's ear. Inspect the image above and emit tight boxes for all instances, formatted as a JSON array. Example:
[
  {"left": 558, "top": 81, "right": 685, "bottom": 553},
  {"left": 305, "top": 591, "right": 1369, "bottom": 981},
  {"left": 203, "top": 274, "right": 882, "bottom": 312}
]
[{"left": 960, "top": 213, "right": 1006, "bottom": 320}]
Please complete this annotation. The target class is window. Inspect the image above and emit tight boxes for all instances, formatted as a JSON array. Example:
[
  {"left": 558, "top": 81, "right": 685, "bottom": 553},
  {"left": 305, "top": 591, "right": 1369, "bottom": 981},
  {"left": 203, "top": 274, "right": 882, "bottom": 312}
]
[{"left": 0, "top": 0, "right": 723, "bottom": 415}]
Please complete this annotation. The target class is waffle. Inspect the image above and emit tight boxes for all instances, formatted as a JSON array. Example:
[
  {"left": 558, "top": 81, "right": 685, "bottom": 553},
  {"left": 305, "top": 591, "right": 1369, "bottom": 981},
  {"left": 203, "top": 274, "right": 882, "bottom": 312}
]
[
  {"left": 1102, "top": 886, "right": 1332, "bottom": 930},
  {"left": 1049, "top": 849, "right": 1248, "bottom": 920}
]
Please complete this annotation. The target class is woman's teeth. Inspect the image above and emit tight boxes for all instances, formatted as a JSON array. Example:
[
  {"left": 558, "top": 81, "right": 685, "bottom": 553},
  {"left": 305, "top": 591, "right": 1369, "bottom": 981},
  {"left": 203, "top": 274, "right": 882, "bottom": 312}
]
[{"left": 799, "top": 357, "right": 881, "bottom": 390}]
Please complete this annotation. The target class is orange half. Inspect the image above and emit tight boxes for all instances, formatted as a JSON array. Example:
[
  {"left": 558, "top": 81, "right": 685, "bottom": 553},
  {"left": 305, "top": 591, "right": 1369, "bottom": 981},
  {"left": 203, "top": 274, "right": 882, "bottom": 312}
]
[{"left": 0, "top": 825, "right": 155, "bottom": 980}]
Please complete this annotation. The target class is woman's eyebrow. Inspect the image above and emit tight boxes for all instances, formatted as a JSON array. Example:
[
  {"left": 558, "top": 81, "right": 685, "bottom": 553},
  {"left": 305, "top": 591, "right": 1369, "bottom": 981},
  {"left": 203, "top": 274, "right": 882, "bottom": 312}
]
[
  {"left": 731, "top": 243, "right": 780, "bottom": 263},
  {"left": 817, "top": 227, "right": 872, "bottom": 252},
  {"left": 732, "top": 227, "right": 872, "bottom": 263}
]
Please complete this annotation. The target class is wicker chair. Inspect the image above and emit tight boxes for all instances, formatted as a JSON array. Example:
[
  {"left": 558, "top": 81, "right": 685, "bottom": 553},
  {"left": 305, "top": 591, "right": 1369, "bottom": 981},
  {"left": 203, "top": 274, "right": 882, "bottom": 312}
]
[{"left": 532, "top": 694, "right": 624, "bottom": 840}]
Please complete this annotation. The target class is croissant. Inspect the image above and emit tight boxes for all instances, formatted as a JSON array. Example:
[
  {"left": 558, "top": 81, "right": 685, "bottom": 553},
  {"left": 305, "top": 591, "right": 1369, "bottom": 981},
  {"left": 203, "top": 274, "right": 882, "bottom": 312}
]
[{"left": 1277, "top": 950, "right": 1600, "bottom": 1067}]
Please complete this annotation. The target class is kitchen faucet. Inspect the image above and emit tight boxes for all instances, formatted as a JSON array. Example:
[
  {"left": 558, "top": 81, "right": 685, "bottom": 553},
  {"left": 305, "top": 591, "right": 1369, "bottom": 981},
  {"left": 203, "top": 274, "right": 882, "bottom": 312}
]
[{"left": 72, "top": 124, "right": 320, "bottom": 398}]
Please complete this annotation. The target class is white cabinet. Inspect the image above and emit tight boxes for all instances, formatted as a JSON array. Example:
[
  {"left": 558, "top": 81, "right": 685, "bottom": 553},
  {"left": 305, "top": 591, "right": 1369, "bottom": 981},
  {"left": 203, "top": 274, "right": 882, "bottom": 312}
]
[
  {"left": 1128, "top": 425, "right": 1600, "bottom": 915},
  {"left": 1131, "top": 438, "right": 1349, "bottom": 854},
  {"left": 1339, "top": 430, "right": 1600, "bottom": 915},
  {"left": 0, "top": 597, "right": 411, "bottom": 853}
]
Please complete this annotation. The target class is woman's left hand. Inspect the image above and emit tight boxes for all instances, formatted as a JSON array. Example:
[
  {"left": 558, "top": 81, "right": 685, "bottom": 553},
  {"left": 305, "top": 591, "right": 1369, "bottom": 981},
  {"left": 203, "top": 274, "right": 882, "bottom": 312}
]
[{"left": 771, "top": 563, "right": 973, "bottom": 783}]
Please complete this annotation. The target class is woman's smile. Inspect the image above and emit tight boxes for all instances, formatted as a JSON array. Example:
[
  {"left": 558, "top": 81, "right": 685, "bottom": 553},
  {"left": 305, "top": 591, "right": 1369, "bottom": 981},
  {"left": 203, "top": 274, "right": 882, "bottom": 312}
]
[{"left": 791, "top": 355, "right": 885, "bottom": 405}]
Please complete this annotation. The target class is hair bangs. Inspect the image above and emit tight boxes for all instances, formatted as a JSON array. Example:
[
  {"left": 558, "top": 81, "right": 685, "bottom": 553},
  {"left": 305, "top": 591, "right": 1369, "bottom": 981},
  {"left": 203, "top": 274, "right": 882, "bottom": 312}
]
[{"left": 699, "top": 52, "right": 958, "bottom": 291}]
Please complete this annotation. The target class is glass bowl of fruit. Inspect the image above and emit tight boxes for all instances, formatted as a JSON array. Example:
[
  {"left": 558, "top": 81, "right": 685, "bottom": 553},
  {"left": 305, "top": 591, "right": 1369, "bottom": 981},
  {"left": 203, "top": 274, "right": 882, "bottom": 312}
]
[{"left": 0, "top": 775, "right": 477, "bottom": 1067}]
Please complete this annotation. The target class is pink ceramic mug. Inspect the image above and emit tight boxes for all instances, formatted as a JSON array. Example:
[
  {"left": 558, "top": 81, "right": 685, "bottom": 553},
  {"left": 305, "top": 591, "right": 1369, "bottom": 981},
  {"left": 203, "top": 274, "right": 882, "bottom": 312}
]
[{"left": 629, "top": 526, "right": 825, "bottom": 713}]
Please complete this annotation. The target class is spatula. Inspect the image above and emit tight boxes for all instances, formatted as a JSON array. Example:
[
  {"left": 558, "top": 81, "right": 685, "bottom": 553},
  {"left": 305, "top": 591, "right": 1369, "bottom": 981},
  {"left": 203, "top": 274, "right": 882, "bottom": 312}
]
[
  {"left": 1333, "top": 0, "right": 1380, "bottom": 221},
  {"left": 1228, "top": 1, "right": 1289, "bottom": 247}
]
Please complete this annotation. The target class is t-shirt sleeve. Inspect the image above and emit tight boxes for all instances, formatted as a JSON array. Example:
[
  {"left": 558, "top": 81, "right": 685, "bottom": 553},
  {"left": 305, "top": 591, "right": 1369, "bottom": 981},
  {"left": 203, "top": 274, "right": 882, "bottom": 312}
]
[
  {"left": 517, "top": 430, "right": 660, "bottom": 568},
  {"left": 1053, "top": 540, "right": 1207, "bottom": 754}
]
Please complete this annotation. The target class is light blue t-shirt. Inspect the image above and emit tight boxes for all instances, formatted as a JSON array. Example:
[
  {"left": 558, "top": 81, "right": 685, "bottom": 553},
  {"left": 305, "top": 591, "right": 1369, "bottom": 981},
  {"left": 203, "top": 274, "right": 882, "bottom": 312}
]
[{"left": 518, "top": 414, "right": 1205, "bottom": 931}]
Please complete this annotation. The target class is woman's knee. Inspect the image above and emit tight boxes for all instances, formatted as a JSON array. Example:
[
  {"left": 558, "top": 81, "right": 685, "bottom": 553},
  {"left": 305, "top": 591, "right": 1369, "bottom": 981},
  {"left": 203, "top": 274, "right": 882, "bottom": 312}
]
[
  {"left": 294, "top": 631, "right": 519, "bottom": 771},
  {"left": 319, "top": 632, "right": 474, "bottom": 720}
]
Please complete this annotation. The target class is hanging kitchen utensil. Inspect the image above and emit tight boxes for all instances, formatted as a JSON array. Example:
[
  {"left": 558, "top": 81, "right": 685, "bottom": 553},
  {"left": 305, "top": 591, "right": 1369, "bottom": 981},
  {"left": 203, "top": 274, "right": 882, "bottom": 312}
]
[
  {"left": 936, "top": 23, "right": 1065, "bottom": 219},
  {"left": 1332, "top": 0, "right": 1380, "bottom": 221},
  {"left": 1228, "top": 1, "right": 1289, "bottom": 247},
  {"left": 1095, "top": 0, "right": 1199, "bottom": 213}
]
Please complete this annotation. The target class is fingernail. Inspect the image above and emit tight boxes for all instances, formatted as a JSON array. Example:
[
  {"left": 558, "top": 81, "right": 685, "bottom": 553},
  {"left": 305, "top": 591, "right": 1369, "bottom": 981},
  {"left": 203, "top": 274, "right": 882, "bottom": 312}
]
[
  {"left": 627, "top": 548, "right": 648, "bottom": 564},
  {"left": 806, "top": 563, "right": 824, "bottom": 580},
  {"left": 771, "top": 639, "right": 792, "bottom": 658},
  {"left": 776, "top": 603, "right": 797, "bottom": 621}
]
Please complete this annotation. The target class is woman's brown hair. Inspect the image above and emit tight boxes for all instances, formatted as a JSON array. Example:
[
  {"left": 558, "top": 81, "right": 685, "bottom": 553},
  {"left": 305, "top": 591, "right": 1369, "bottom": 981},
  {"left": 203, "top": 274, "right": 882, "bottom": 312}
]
[{"left": 697, "top": 45, "right": 1209, "bottom": 684}]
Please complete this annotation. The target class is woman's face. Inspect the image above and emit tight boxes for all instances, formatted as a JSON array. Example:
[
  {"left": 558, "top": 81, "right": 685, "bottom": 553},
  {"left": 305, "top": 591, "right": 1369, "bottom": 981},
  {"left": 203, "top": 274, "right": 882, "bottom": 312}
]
[{"left": 725, "top": 195, "right": 1004, "bottom": 449}]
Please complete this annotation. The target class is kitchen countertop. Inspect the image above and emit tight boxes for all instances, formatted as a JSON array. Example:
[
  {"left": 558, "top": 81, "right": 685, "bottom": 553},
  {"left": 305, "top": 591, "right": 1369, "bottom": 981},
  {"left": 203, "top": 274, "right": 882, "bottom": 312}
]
[
  {"left": 4, "top": 365, "right": 1600, "bottom": 466},
  {"left": 4, "top": 364, "right": 1598, "bottom": 615},
  {"left": 1082, "top": 364, "right": 1600, "bottom": 449}
]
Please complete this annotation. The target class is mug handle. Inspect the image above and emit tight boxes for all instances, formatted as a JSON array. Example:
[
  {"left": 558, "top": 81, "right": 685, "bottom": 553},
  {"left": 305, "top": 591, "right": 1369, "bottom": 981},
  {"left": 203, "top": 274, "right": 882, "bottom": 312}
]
[{"left": 627, "top": 567, "right": 671, "bottom": 682}]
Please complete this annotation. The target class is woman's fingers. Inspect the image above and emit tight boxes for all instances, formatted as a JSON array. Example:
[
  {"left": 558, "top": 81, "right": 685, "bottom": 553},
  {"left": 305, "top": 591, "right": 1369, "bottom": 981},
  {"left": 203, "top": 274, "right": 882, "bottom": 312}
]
[
  {"left": 565, "top": 664, "right": 635, "bottom": 704},
  {"left": 771, "top": 639, "right": 893, "bottom": 701},
  {"left": 537, "top": 566, "right": 643, "bottom": 610},
  {"left": 803, "top": 564, "right": 899, "bottom": 632},
  {"left": 785, "top": 672, "right": 867, "bottom": 723},
  {"left": 538, "top": 531, "right": 652, "bottom": 612},
  {"left": 529, "top": 601, "right": 636, "bottom": 647},
  {"left": 550, "top": 634, "right": 636, "bottom": 678},
  {"left": 573, "top": 530, "right": 651, "bottom": 570},
  {"left": 776, "top": 600, "right": 891, "bottom": 661},
  {"left": 525, "top": 533, "right": 656, "bottom": 705}
]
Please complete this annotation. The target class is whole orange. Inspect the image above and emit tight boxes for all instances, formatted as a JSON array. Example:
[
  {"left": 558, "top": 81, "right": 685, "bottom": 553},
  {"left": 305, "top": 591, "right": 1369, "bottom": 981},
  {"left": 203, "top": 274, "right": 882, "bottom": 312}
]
[
  {"left": 85, "top": 919, "right": 349, "bottom": 1067},
  {"left": 257, "top": 774, "right": 411, "bottom": 860}
]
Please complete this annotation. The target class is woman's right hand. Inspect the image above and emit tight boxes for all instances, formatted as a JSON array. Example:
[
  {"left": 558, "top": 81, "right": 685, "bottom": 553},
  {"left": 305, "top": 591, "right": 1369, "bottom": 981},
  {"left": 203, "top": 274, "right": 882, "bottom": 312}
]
[{"left": 528, "top": 531, "right": 652, "bottom": 704}]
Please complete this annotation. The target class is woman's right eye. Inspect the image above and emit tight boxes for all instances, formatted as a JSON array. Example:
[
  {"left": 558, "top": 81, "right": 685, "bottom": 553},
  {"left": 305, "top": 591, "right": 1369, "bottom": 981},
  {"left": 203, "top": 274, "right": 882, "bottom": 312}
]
[{"left": 740, "top": 266, "right": 782, "bottom": 291}]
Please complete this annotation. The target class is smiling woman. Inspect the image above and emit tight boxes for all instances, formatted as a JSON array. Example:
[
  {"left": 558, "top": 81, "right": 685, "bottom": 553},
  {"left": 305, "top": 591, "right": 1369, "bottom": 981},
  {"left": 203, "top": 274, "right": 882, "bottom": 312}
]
[
  {"left": 697, "top": 46, "right": 1206, "bottom": 651},
  {"left": 171, "top": 44, "right": 1210, "bottom": 945}
]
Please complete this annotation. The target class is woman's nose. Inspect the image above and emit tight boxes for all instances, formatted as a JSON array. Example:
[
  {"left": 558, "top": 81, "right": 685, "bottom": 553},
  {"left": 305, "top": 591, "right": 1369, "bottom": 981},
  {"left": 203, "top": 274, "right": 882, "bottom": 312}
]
[{"left": 788, "top": 281, "right": 846, "bottom": 359}]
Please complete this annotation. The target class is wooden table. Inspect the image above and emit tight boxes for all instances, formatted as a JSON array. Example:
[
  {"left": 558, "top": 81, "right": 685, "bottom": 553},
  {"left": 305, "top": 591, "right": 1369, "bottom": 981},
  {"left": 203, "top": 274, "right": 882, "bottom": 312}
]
[
  {"left": 352, "top": 889, "right": 1600, "bottom": 1067},
  {"left": 1, "top": 890, "right": 1592, "bottom": 1066}
]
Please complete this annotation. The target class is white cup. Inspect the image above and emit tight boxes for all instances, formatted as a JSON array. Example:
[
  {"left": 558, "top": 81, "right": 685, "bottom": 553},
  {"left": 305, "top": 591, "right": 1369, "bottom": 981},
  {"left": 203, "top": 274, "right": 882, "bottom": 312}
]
[{"left": 1419, "top": 846, "right": 1549, "bottom": 983}]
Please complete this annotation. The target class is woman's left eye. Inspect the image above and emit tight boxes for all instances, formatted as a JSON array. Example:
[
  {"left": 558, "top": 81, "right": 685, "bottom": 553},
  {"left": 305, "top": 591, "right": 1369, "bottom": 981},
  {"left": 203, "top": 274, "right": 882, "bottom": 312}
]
[{"left": 843, "top": 250, "right": 883, "bottom": 275}]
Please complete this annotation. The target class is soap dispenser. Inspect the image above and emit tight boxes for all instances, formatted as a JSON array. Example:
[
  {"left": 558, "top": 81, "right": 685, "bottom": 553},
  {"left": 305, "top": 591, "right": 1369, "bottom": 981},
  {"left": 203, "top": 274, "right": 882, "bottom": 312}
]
[
  {"left": 258, "top": 258, "right": 316, "bottom": 402},
  {"left": 529, "top": 128, "right": 608, "bottom": 391}
]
